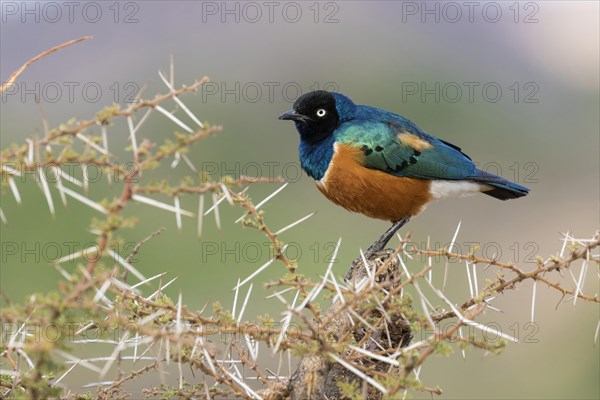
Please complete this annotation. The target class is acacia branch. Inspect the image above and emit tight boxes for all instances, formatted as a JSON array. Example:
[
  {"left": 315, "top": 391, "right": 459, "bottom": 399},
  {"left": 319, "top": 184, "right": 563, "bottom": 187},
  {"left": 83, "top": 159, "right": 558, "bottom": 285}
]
[{"left": 0, "top": 36, "right": 93, "bottom": 93}]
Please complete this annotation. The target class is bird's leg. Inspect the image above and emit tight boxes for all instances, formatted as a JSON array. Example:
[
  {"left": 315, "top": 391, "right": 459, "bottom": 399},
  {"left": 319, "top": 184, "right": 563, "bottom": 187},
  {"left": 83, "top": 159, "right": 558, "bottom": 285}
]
[{"left": 364, "top": 218, "right": 410, "bottom": 260}]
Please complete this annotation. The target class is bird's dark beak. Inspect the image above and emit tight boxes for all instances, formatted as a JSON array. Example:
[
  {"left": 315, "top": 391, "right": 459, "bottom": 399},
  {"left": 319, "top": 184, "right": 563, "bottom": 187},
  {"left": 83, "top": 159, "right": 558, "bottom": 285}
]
[{"left": 278, "top": 110, "right": 308, "bottom": 123}]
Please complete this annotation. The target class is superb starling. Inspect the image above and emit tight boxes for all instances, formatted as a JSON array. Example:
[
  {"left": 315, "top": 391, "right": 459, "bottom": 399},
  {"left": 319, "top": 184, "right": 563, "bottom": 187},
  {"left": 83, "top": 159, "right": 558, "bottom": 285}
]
[{"left": 279, "top": 91, "right": 529, "bottom": 256}]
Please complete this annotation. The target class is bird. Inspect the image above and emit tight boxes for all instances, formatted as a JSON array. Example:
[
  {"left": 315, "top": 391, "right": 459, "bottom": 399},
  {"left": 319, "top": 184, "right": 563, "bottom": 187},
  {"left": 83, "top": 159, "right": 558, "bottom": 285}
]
[{"left": 279, "top": 90, "right": 529, "bottom": 257}]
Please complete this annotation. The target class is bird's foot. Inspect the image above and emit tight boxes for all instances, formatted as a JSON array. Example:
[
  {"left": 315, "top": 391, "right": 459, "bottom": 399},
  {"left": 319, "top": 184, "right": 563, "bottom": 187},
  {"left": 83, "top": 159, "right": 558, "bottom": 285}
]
[{"left": 363, "top": 218, "right": 410, "bottom": 260}]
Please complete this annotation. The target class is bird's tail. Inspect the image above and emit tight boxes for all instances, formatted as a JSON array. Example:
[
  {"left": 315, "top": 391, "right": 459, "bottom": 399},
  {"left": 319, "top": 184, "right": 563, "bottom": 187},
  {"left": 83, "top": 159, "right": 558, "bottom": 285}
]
[{"left": 472, "top": 170, "right": 530, "bottom": 200}]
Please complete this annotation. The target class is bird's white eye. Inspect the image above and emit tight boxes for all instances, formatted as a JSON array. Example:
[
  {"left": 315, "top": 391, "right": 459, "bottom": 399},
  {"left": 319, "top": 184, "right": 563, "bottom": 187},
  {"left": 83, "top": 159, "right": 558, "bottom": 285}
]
[{"left": 316, "top": 109, "right": 326, "bottom": 117}]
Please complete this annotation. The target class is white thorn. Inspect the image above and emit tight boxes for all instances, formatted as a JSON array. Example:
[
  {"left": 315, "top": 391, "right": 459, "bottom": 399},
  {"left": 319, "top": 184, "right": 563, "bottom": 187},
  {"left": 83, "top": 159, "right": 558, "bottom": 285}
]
[
  {"left": 220, "top": 183, "right": 234, "bottom": 205},
  {"left": 132, "top": 194, "right": 194, "bottom": 217},
  {"left": 92, "top": 280, "right": 112, "bottom": 304},
  {"left": 26, "top": 138, "right": 33, "bottom": 163},
  {"left": 38, "top": 167, "right": 55, "bottom": 215},
  {"left": 465, "top": 261, "right": 474, "bottom": 298},
  {"left": 274, "top": 212, "right": 316, "bottom": 236},
  {"left": 53, "top": 246, "right": 98, "bottom": 265},
  {"left": 75, "top": 133, "right": 109, "bottom": 155},
  {"left": 197, "top": 194, "right": 205, "bottom": 238},
  {"left": 313, "top": 239, "right": 342, "bottom": 302},
  {"left": 328, "top": 353, "right": 388, "bottom": 395},
  {"left": 237, "top": 283, "right": 253, "bottom": 323},
  {"left": 155, "top": 105, "right": 193, "bottom": 133},
  {"left": 531, "top": 280, "right": 537, "bottom": 323},
  {"left": 211, "top": 192, "right": 221, "bottom": 230},
  {"left": 53, "top": 350, "right": 102, "bottom": 373},
  {"left": 181, "top": 153, "right": 198, "bottom": 173},
  {"left": 559, "top": 230, "right": 570, "bottom": 258},
  {"left": 51, "top": 361, "right": 79, "bottom": 386},
  {"left": 57, "top": 169, "right": 83, "bottom": 187},
  {"left": 53, "top": 166, "right": 67, "bottom": 206},
  {"left": 127, "top": 116, "right": 139, "bottom": 158},
  {"left": 174, "top": 195, "right": 182, "bottom": 230},
  {"left": 176, "top": 292, "right": 183, "bottom": 333},
  {"left": 134, "top": 108, "right": 153, "bottom": 133},
  {"left": 204, "top": 192, "right": 227, "bottom": 215},
  {"left": 58, "top": 185, "right": 109, "bottom": 214},
  {"left": 158, "top": 70, "right": 204, "bottom": 128},
  {"left": 296, "top": 238, "right": 341, "bottom": 311},
  {"left": 8, "top": 177, "right": 21, "bottom": 204},
  {"left": 99, "top": 332, "right": 131, "bottom": 379},
  {"left": 234, "top": 258, "right": 275, "bottom": 290},
  {"left": 232, "top": 279, "right": 241, "bottom": 319},
  {"left": 328, "top": 271, "right": 345, "bottom": 305},
  {"left": 348, "top": 345, "right": 399, "bottom": 366},
  {"left": 397, "top": 253, "right": 411, "bottom": 279},
  {"left": 2, "top": 164, "right": 21, "bottom": 176},
  {"left": 573, "top": 258, "right": 589, "bottom": 305},
  {"left": 235, "top": 183, "right": 289, "bottom": 223},
  {"left": 108, "top": 249, "right": 147, "bottom": 282},
  {"left": 472, "top": 261, "right": 479, "bottom": 297},
  {"left": 266, "top": 286, "right": 295, "bottom": 300},
  {"left": 444, "top": 220, "right": 462, "bottom": 290},
  {"left": 223, "top": 369, "right": 263, "bottom": 399},
  {"left": 427, "top": 235, "right": 432, "bottom": 283},
  {"left": 146, "top": 276, "right": 178, "bottom": 300},
  {"left": 426, "top": 278, "right": 518, "bottom": 343},
  {"left": 458, "top": 327, "right": 466, "bottom": 359},
  {"left": 101, "top": 124, "right": 108, "bottom": 152},
  {"left": 414, "top": 282, "right": 435, "bottom": 332},
  {"left": 130, "top": 272, "right": 167, "bottom": 289},
  {"left": 171, "top": 152, "right": 181, "bottom": 169},
  {"left": 359, "top": 248, "right": 375, "bottom": 284},
  {"left": 81, "top": 163, "right": 89, "bottom": 195},
  {"left": 274, "top": 291, "right": 300, "bottom": 353}
]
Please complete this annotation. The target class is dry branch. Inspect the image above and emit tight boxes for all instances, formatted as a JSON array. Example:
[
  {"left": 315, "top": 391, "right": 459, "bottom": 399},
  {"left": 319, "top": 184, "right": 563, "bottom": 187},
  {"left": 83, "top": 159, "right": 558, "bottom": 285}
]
[
  {"left": 288, "top": 250, "right": 413, "bottom": 400},
  {"left": 0, "top": 36, "right": 93, "bottom": 93}
]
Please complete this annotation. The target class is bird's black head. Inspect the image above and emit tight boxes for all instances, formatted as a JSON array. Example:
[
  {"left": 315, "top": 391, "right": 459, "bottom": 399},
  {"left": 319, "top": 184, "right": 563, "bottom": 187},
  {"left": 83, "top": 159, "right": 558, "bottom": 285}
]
[{"left": 278, "top": 90, "right": 340, "bottom": 144}]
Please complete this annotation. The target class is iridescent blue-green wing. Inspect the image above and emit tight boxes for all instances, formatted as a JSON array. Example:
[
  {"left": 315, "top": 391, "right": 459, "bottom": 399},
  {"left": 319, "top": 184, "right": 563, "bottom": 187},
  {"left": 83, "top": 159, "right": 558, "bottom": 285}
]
[{"left": 335, "top": 119, "right": 478, "bottom": 181}]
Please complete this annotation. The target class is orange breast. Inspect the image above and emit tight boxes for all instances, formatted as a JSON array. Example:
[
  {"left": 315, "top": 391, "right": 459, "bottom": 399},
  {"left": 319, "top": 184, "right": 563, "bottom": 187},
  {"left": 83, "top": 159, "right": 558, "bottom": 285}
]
[{"left": 316, "top": 143, "right": 431, "bottom": 222}]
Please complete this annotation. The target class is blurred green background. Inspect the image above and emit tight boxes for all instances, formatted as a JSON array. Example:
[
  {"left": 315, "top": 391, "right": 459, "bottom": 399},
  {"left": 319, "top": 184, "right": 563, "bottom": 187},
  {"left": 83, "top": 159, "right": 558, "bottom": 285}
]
[{"left": 1, "top": 1, "right": 598, "bottom": 398}]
